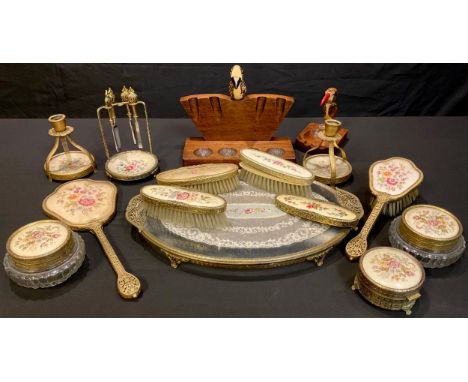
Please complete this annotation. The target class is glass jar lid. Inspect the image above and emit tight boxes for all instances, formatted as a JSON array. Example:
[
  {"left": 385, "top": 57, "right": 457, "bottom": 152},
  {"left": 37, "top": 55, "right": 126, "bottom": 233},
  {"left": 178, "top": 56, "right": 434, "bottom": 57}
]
[
  {"left": 6, "top": 220, "right": 73, "bottom": 272},
  {"left": 400, "top": 204, "right": 463, "bottom": 252}
]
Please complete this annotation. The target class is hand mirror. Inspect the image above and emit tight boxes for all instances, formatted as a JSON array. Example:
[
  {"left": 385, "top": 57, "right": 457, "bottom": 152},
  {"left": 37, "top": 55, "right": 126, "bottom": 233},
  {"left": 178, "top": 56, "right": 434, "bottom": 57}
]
[
  {"left": 345, "top": 157, "right": 423, "bottom": 261},
  {"left": 42, "top": 179, "right": 141, "bottom": 299}
]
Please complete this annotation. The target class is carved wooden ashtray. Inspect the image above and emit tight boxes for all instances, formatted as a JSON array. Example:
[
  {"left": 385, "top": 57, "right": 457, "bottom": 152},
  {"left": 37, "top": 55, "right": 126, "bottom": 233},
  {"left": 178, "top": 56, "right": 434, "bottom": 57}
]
[{"left": 180, "top": 94, "right": 295, "bottom": 165}]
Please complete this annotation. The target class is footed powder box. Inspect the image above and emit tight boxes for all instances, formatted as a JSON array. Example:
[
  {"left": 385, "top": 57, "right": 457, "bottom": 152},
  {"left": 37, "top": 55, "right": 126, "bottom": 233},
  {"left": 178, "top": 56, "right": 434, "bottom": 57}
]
[{"left": 352, "top": 246, "right": 425, "bottom": 315}]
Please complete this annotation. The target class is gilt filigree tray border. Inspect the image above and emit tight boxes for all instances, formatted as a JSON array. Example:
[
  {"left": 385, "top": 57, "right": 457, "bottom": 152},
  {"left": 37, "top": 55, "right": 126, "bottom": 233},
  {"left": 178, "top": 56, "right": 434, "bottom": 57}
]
[{"left": 125, "top": 182, "right": 363, "bottom": 269}]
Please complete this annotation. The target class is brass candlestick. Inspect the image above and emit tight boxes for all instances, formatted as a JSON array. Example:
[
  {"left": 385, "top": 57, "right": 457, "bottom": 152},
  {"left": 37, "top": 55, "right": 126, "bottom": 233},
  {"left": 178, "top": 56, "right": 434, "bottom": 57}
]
[
  {"left": 44, "top": 114, "right": 95, "bottom": 182},
  {"left": 96, "top": 86, "right": 158, "bottom": 181},
  {"left": 303, "top": 118, "right": 352, "bottom": 187}
]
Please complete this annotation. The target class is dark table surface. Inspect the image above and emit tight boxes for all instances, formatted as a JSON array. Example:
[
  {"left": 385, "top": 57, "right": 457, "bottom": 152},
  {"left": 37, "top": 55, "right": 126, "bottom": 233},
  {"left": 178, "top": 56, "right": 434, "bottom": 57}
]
[{"left": 1, "top": 117, "right": 467, "bottom": 317}]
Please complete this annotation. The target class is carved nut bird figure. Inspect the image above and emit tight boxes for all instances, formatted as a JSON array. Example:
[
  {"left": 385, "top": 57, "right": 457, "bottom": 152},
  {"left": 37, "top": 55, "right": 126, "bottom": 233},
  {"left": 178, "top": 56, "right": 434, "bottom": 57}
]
[
  {"left": 229, "top": 64, "right": 247, "bottom": 100},
  {"left": 320, "top": 87, "right": 338, "bottom": 120}
]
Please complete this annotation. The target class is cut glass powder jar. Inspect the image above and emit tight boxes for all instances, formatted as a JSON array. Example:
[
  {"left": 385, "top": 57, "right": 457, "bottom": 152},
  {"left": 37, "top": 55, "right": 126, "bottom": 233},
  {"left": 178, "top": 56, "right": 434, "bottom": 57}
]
[
  {"left": 389, "top": 204, "right": 465, "bottom": 268},
  {"left": 4, "top": 220, "right": 85, "bottom": 288}
]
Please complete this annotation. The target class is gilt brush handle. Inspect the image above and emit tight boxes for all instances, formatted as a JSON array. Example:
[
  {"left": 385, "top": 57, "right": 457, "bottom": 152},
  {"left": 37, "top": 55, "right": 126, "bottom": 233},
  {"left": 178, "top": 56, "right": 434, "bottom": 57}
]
[
  {"left": 345, "top": 194, "right": 389, "bottom": 261},
  {"left": 91, "top": 223, "right": 141, "bottom": 299}
]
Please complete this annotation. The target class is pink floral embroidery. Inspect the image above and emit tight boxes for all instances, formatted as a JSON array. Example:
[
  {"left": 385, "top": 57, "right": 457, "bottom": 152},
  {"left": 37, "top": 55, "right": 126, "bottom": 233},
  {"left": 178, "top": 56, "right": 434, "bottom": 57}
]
[
  {"left": 250, "top": 151, "right": 305, "bottom": 174},
  {"left": 369, "top": 252, "right": 416, "bottom": 282},
  {"left": 410, "top": 209, "right": 457, "bottom": 237},
  {"left": 150, "top": 187, "right": 217, "bottom": 205},
  {"left": 14, "top": 224, "right": 62, "bottom": 251},
  {"left": 282, "top": 196, "right": 349, "bottom": 218},
  {"left": 116, "top": 159, "right": 147, "bottom": 174},
  {"left": 52, "top": 157, "right": 88, "bottom": 172},
  {"left": 176, "top": 192, "right": 190, "bottom": 200},
  {"left": 375, "top": 161, "right": 411, "bottom": 193},
  {"left": 56, "top": 183, "right": 106, "bottom": 215},
  {"left": 78, "top": 197, "right": 96, "bottom": 206}
]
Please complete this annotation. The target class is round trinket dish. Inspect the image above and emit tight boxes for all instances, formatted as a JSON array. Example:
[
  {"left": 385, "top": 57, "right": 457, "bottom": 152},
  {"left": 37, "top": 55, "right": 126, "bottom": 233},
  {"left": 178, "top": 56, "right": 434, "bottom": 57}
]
[
  {"left": 399, "top": 205, "right": 463, "bottom": 253},
  {"left": 389, "top": 216, "right": 465, "bottom": 268},
  {"left": 46, "top": 151, "right": 95, "bottom": 181},
  {"left": 352, "top": 246, "right": 425, "bottom": 315},
  {"left": 105, "top": 150, "right": 159, "bottom": 181},
  {"left": 4, "top": 220, "right": 85, "bottom": 288},
  {"left": 303, "top": 154, "right": 352, "bottom": 185}
]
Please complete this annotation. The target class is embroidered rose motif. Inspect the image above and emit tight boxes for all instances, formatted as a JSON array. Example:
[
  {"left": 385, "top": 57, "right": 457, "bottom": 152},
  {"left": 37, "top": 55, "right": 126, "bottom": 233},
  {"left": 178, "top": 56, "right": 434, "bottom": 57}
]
[
  {"left": 78, "top": 197, "right": 96, "bottom": 206},
  {"left": 14, "top": 225, "right": 63, "bottom": 252},
  {"left": 176, "top": 192, "right": 190, "bottom": 200},
  {"left": 370, "top": 253, "right": 417, "bottom": 282},
  {"left": 115, "top": 159, "right": 147, "bottom": 174},
  {"left": 32, "top": 231, "right": 44, "bottom": 240},
  {"left": 244, "top": 208, "right": 254, "bottom": 214},
  {"left": 386, "top": 177, "right": 398, "bottom": 186}
]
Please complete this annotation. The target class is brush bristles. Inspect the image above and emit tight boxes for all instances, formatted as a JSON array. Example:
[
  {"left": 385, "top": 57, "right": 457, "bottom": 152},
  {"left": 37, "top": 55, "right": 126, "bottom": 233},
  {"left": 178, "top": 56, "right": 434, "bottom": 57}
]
[
  {"left": 183, "top": 175, "right": 240, "bottom": 195},
  {"left": 143, "top": 200, "right": 227, "bottom": 229},
  {"left": 240, "top": 169, "right": 313, "bottom": 198},
  {"left": 370, "top": 188, "right": 419, "bottom": 217}
]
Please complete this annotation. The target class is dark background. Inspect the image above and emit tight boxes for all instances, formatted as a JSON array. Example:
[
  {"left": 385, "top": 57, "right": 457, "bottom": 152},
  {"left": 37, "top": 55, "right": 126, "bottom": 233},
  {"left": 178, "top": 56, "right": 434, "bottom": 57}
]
[{"left": 1, "top": 64, "right": 467, "bottom": 118}]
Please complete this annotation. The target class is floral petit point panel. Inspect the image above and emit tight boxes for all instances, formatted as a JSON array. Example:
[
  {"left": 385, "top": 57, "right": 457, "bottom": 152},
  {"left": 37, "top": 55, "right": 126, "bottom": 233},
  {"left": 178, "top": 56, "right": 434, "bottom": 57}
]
[
  {"left": 107, "top": 151, "right": 157, "bottom": 177},
  {"left": 45, "top": 180, "right": 116, "bottom": 225},
  {"left": 49, "top": 152, "right": 92, "bottom": 174},
  {"left": 142, "top": 185, "right": 225, "bottom": 208},
  {"left": 404, "top": 206, "right": 460, "bottom": 240},
  {"left": 241, "top": 149, "right": 312, "bottom": 179},
  {"left": 10, "top": 221, "right": 69, "bottom": 258},
  {"left": 277, "top": 195, "right": 357, "bottom": 222},
  {"left": 226, "top": 203, "right": 284, "bottom": 220},
  {"left": 371, "top": 158, "right": 421, "bottom": 196},
  {"left": 362, "top": 247, "right": 423, "bottom": 290}
]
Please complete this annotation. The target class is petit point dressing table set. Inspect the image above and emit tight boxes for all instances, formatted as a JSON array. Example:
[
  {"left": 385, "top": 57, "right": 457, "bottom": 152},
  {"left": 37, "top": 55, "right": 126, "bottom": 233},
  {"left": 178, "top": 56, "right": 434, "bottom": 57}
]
[{"left": 3, "top": 66, "right": 465, "bottom": 314}]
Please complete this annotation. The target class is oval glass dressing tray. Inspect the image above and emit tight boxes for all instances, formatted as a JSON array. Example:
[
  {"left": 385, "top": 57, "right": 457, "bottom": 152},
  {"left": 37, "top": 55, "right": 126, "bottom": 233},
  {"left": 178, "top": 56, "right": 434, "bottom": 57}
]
[{"left": 126, "top": 181, "right": 363, "bottom": 269}]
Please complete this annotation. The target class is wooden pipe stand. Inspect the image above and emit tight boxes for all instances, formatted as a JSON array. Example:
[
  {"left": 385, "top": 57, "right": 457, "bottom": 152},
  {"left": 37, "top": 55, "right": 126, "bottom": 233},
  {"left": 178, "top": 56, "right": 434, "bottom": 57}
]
[{"left": 180, "top": 93, "right": 295, "bottom": 165}]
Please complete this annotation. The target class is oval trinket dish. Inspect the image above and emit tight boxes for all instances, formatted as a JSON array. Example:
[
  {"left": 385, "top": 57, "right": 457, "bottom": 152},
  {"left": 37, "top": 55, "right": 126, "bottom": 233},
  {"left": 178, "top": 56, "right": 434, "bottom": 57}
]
[
  {"left": 4, "top": 219, "right": 85, "bottom": 288},
  {"left": 352, "top": 246, "right": 425, "bottom": 315},
  {"left": 275, "top": 194, "right": 359, "bottom": 228},
  {"left": 389, "top": 204, "right": 465, "bottom": 268},
  {"left": 105, "top": 150, "right": 159, "bottom": 181},
  {"left": 156, "top": 163, "right": 239, "bottom": 194}
]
